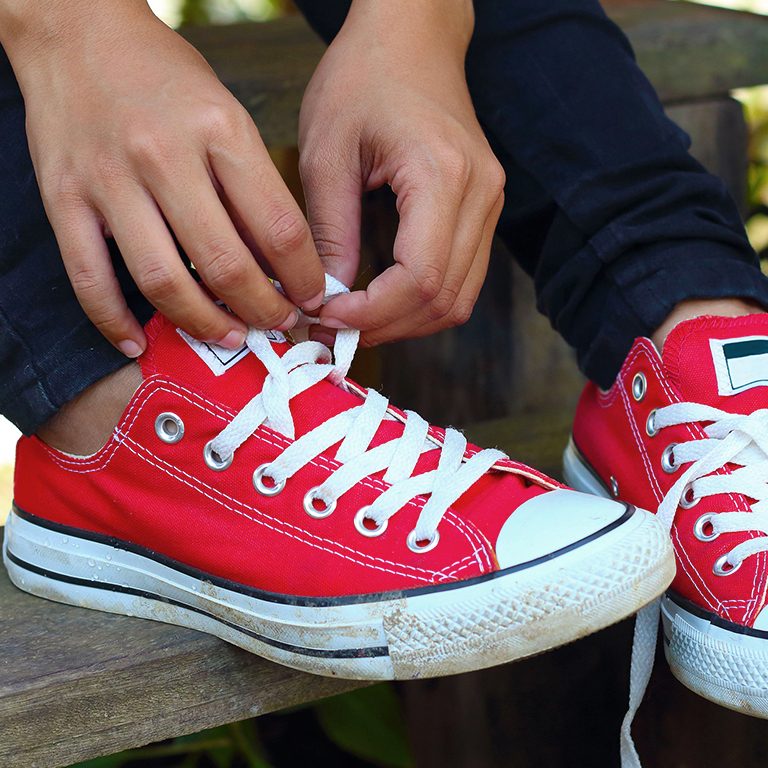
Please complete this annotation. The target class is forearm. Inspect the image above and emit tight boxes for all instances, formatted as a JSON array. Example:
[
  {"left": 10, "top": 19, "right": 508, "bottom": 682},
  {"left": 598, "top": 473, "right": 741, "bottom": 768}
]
[
  {"left": 344, "top": 0, "right": 474, "bottom": 66},
  {"left": 0, "top": 0, "right": 153, "bottom": 78}
]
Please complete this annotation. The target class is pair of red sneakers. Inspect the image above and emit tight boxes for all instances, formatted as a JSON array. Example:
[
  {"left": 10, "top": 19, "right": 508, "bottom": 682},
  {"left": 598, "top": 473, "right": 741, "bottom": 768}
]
[{"left": 4, "top": 292, "right": 767, "bottom": 717}]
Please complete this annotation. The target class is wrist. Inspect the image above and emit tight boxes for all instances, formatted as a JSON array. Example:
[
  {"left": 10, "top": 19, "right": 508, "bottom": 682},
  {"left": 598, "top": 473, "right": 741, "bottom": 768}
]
[
  {"left": 0, "top": 1, "right": 154, "bottom": 74},
  {"left": 345, "top": 0, "right": 474, "bottom": 58}
]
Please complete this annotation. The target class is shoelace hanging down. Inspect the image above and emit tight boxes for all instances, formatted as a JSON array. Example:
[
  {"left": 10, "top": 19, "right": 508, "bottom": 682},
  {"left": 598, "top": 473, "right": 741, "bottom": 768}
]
[
  {"left": 622, "top": 402, "right": 768, "bottom": 767},
  {"left": 208, "top": 276, "right": 506, "bottom": 548}
]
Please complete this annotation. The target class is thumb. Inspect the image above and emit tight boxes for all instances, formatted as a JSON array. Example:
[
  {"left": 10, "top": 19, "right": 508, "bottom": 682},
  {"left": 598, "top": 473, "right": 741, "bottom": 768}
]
[{"left": 300, "top": 150, "right": 362, "bottom": 288}]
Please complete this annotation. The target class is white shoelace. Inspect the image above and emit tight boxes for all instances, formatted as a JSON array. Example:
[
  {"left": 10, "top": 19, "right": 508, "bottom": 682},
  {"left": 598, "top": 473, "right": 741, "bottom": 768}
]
[
  {"left": 623, "top": 402, "right": 768, "bottom": 767},
  {"left": 208, "top": 276, "right": 506, "bottom": 547}
]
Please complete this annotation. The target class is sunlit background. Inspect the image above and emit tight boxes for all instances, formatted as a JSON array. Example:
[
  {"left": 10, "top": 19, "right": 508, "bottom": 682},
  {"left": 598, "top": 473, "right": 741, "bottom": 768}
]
[{"left": 1, "top": 0, "right": 768, "bottom": 524}]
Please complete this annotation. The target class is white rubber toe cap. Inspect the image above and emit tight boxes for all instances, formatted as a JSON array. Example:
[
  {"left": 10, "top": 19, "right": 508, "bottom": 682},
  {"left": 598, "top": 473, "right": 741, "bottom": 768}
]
[{"left": 495, "top": 488, "right": 633, "bottom": 569}]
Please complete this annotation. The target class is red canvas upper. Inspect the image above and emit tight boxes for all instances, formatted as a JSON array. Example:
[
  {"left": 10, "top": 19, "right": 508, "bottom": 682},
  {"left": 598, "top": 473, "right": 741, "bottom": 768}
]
[
  {"left": 573, "top": 314, "right": 768, "bottom": 628},
  {"left": 14, "top": 313, "right": 561, "bottom": 598}
]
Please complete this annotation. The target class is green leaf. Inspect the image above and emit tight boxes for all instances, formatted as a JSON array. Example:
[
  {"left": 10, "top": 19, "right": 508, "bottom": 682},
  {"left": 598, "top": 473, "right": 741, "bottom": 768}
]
[
  {"left": 314, "top": 685, "right": 414, "bottom": 768},
  {"left": 227, "top": 720, "right": 274, "bottom": 768},
  {"left": 69, "top": 755, "right": 132, "bottom": 768}
]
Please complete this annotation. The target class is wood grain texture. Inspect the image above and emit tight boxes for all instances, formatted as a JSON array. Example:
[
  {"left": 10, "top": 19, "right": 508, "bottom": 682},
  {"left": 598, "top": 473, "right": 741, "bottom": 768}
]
[
  {"left": 2, "top": 4, "right": 766, "bottom": 766},
  {"left": 0, "top": 540, "right": 365, "bottom": 768},
  {"left": 607, "top": 0, "right": 768, "bottom": 102},
  {"left": 180, "top": 3, "right": 768, "bottom": 149}
]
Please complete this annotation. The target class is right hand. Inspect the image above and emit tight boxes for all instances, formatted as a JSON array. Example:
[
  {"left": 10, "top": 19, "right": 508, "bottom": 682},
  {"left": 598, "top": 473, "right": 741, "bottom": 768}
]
[{"left": 4, "top": 1, "right": 324, "bottom": 356}]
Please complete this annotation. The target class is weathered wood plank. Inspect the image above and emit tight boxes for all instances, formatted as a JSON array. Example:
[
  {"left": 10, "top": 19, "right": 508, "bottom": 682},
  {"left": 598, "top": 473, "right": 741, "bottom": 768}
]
[
  {"left": 180, "top": 3, "right": 768, "bottom": 148},
  {"left": 0, "top": 538, "right": 365, "bottom": 768},
  {"left": 668, "top": 96, "right": 750, "bottom": 213},
  {"left": 607, "top": 0, "right": 768, "bottom": 103}
]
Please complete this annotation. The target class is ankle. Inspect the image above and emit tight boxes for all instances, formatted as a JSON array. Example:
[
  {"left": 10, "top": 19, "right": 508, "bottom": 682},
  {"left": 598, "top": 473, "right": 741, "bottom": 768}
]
[
  {"left": 651, "top": 298, "right": 765, "bottom": 352},
  {"left": 36, "top": 363, "right": 142, "bottom": 455}
]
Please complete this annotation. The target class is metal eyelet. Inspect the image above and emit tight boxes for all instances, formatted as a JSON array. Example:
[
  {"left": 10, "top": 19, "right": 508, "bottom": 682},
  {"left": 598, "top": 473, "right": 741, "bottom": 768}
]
[
  {"left": 713, "top": 554, "right": 741, "bottom": 577},
  {"left": 645, "top": 409, "right": 659, "bottom": 438},
  {"left": 679, "top": 484, "right": 700, "bottom": 510},
  {"left": 354, "top": 507, "right": 388, "bottom": 538},
  {"left": 203, "top": 441, "right": 233, "bottom": 471},
  {"left": 661, "top": 443, "right": 679, "bottom": 474},
  {"left": 693, "top": 513, "right": 718, "bottom": 541},
  {"left": 407, "top": 529, "right": 440, "bottom": 554},
  {"left": 303, "top": 488, "right": 337, "bottom": 519},
  {"left": 609, "top": 476, "right": 620, "bottom": 498},
  {"left": 252, "top": 463, "right": 285, "bottom": 497},
  {"left": 632, "top": 372, "right": 647, "bottom": 402},
  {"left": 155, "top": 412, "right": 184, "bottom": 444}
]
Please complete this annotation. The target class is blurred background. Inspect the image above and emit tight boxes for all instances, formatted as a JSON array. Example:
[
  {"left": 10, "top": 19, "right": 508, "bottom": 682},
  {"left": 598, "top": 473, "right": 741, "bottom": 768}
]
[{"left": 5, "top": 2, "right": 768, "bottom": 767}]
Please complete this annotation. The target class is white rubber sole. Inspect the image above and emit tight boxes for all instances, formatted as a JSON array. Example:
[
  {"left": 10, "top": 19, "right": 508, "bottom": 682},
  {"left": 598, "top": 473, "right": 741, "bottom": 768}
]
[
  {"left": 564, "top": 436, "right": 768, "bottom": 717},
  {"left": 4, "top": 504, "right": 673, "bottom": 681},
  {"left": 661, "top": 594, "right": 768, "bottom": 717}
]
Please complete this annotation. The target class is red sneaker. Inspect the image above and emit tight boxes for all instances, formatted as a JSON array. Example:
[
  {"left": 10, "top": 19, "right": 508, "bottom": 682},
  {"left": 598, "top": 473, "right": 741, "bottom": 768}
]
[
  {"left": 567, "top": 314, "right": 768, "bottom": 716},
  {"left": 4, "top": 309, "right": 671, "bottom": 680}
]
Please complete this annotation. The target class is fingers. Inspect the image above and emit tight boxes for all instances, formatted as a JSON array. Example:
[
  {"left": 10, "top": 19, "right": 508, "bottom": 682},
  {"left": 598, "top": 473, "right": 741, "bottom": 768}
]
[
  {"left": 319, "top": 164, "right": 504, "bottom": 344},
  {"left": 299, "top": 144, "right": 363, "bottom": 289},
  {"left": 48, "top": 199, "right": 147, "bottom": 356},
  {"left": 147, "top": 157, "right": 299, "bottom": 331},
  {"left": 387, "top": 193, "right": 501, "bottom": 342},
  {"left": 318, "top": 168, "right": 460, "bottom": 332},
  {"left": 208, "top": 119, "right": 326, "bottom": 312},
  {"left": 98, "top": 186, "right": 248, "bottom": 348}
]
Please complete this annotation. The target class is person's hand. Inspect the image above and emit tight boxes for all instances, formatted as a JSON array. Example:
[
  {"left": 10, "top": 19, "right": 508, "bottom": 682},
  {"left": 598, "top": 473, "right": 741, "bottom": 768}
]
[
  {"left": 299, "top": 0, "right": 505, "bottom": 346},
  {"left": 1, "top": 1, "right": 325, "bottom": 356}
]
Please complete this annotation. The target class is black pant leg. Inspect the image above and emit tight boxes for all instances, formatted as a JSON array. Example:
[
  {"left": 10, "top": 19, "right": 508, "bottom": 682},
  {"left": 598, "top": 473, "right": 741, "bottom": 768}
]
[
  {"left": 0, "top": 48, "right": 154, "bottom": 433},
  {"left": 467, "top": 0, "right": 768, "bottom": 386},
  {"left": 297, "top": 0, "right": 768, "bottom": 387}
]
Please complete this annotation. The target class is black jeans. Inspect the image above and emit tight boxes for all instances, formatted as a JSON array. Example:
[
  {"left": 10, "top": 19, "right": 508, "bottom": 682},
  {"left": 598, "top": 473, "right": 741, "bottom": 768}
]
[{"left": 2, "top": 0, "right": 768, "bottom": 434}]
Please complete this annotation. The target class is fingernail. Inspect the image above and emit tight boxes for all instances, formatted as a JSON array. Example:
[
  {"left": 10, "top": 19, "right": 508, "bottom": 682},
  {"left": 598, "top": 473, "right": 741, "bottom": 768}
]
[
  {"left": 310, "top": 329, "right": 336, "bottom": 347},
  {"left": 276, "top": 309, "right": 300, "bottom": 332},
  {"left": 218, "top": 329, "right": 246, "bottom": 350},
  {"left": 319, "top": 317, "right": 349, "bottom": 330},
  {"left": 118, "top": 339, "right": 144, "bottom": 358},
  {"left": 302, "top": 289, "right": 326, "bottom": 315}
]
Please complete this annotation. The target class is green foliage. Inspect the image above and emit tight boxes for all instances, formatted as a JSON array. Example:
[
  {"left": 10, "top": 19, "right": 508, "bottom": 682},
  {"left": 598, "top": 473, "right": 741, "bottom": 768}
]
[
  {"left": 737, "top": 85, "right": 768, "bottom": 258},
  {"left": 70, "top": 685, "right": 414, "bottom": 768},
  {"left": 314, "top": 686, "right": 414, "bottom": 768},
  {"left": 177, "top": 0, "right": 284, "bottom": 26},
  {"left": 179, "top": 0, "right": 211, "bottom": 26},
  {"left": 71, "top": 723, "right": 271, "bottom": 768}
]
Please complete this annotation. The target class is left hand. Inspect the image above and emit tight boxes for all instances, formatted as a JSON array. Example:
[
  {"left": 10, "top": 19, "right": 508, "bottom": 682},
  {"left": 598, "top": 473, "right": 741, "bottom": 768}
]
[{"left": 298, "top": 0, "right": 505, "bottom": 346}]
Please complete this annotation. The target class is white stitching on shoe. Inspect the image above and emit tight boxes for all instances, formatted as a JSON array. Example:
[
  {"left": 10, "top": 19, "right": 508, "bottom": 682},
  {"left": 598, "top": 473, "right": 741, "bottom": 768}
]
[
  {"left": 44, "top": 377, "right": 498, "bottom": 573},
  {"left": 119, "top": 434, "right": 468, "bottom": 583},
  {"left": 596, "top": 343, "right": 759, "bottom": 618}
]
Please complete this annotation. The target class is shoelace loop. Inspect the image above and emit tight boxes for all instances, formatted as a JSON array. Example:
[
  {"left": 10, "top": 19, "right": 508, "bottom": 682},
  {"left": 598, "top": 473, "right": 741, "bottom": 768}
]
[
  {"left": 207, "top": 276, "right": 506, "bottom": 546},
  {"left": 655, "top": 402, "right": 768, "bottom": 568},
  {"left": 623, "top": 401, "right": 768, "bottom": 768}
]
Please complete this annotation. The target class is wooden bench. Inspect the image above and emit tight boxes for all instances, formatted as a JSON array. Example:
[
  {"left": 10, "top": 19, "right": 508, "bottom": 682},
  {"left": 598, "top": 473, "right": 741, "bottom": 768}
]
[{"left": 4, "top": 3, "right": 768, "bottom": 766}]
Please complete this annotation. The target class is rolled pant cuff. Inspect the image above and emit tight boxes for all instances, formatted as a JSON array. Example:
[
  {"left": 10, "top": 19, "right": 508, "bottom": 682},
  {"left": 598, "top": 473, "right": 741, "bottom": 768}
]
[{"left": 580, "top": 244, "right": 768, "bottom": 388}]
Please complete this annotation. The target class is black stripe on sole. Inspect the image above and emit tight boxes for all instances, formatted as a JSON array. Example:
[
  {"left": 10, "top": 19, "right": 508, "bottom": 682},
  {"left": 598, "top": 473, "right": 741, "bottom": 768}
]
[
  {"left": 10, "top": 501, "right": 637, "bottom": 608},
  {"left": 666, "top": 590, "right": 768, "bottom": 641},
  {"left": 4, "top": 549, "right": 389, "bottom": 660}
]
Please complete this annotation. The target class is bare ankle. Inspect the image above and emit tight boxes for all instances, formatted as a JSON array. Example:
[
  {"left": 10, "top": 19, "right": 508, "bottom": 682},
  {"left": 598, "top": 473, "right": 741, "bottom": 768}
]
[
  {"left": 36, "top": 363, "right": 143, "bottom": 455},
  {"left": 651, "top": 298, "right": 764, "bottom": 352}
]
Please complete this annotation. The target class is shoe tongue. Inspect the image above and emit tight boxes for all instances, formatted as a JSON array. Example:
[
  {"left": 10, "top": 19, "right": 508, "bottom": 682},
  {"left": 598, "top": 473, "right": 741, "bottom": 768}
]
[
  {"left": 662, "top": 314, "right": 768, "bottom": 414},
  {"left": 142, "top": 313, "right": 282, "bottom": 406},
  {"left": 140, "top": 312, "right": 397, "bottom": 439}
]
